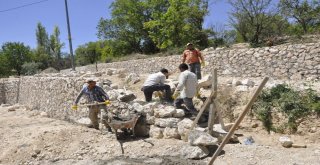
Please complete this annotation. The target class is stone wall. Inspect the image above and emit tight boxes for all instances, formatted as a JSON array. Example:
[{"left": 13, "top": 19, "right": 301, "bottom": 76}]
[
  {"left": 62, "top": 42, "right": 320, "bottom": 80},
  {"left": 0, "top": 81, "right": 4, "bottom": 104},
  {"left": 1, "top": 76, "right": 90, "bottom": 121},
  {"left": 1, "top": 42, "right": 320, "bottom": 121},
  {"left": 0, "top": 78, "right": 19, "bottom": 105}
]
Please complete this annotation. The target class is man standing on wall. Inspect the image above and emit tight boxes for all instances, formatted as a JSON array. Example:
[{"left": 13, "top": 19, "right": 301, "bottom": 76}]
[
  {"left": 172, "top": 63, "right": 198, "bottom": 115},
  {"left": 182, "top": 43, "right": 205, "bottom": 79},
  {"left": 141, "top": 68, "right": 173, "bottom": 102},
  {"left": 72, "top": 78, "right": 111, "bottom": 130}
]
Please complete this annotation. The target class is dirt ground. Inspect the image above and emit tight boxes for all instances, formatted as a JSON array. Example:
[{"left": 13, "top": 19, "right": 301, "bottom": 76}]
[
  {"left": 1, "top": 105, "right": 320, "bottom": 165},
  {"left": 1, "top": 73, "right": 320, "bottom": 165}
]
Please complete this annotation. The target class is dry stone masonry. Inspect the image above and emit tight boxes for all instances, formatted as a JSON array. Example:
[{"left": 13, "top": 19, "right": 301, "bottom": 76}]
[{"left": 61, "top": 42, "right": 320, "bottom": 80}]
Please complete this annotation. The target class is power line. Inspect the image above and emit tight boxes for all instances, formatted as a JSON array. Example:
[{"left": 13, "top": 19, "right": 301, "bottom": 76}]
[{"left": 0, "top": 0, "right": 51, "bottom": 13}]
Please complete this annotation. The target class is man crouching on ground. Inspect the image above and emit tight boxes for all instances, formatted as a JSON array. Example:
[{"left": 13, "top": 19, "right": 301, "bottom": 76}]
[
  {"left": 141, "top": 68, "right": 173, "bottom": 102},
  {"left": 172, "top": 63, "right": 198, "bottom": 115},
  {"left": 72, "top": 78, "right": 111, "bottom": 130}
]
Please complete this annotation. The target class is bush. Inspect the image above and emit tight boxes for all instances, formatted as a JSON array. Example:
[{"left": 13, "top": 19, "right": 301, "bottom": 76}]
[
  {"left": 21, "top": 62, "right": 41, "bottom": 75},
  {"left": 253, "top": 84, "right": 320, "bottom": 133}
]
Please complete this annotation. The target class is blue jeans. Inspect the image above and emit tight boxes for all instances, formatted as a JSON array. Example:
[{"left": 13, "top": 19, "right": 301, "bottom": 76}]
[{"left": 188, "top": 62, "right": 201, "bottom": 79}]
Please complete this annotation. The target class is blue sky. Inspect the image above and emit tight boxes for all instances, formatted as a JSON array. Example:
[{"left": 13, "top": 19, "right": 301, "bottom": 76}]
[{"left": 0, "top": 0, "right": 231, "bottom": 52}]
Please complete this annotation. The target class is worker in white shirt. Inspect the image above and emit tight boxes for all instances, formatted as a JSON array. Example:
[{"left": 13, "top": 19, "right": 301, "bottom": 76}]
[
  {"left": 141, "top": 68, "right": 173, "bottom": 102},
  {"left": 172, "top": 63, "right": 198, "bottom": 114}
]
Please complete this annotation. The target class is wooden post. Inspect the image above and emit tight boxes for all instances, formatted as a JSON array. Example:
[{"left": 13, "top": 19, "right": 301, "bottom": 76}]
[
  {"left": 207, "top": 69, "right": 218, "bottom": 135},
  {"left": 215, "top": 100, "right": 225, "bottom": 130},
  {"left": 207, "top": 102, "right": 216, "bottom": 135},
  {"left": 207, "top": 77, "right": 269, "bottom": 165},
  {"left": 190, "top": 69, "right": 217, "bottom": 130}
]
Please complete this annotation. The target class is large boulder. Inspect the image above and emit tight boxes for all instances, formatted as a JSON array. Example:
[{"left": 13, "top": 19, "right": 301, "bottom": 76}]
[
  {"left": 107, "top": 90, "right": 120, "bottom": 101},
  {"left": 125, "top": 73, "right": 141, "bottom": 85},
  {"left": 198, "top": 74, "right": 212, "bottom": 88},
  {"left": 155, "top": 118, "right": 181, "bottom": 128},
  {"left": 173, "top": 109, "right": 185, "bottom": 118},
  {"left": 188, "top": 130, "right": 218, "bottom": 146},
  {"left": 146, "top": 113, "right": 155, "bottom": 125},
  {"left": 143, "top": 102, "right": 158, "bottom": 116},
  {"left": 211, "top": 124, "right": 239, "bottom": 143},
  {"left": 110, "top": 84, "right": 119, "bottom": 89},
  {"left": 180, "top": 145, "right": 209, "bottom": 159},
  {"left": 132, "top": 102, "right": 144, "bottom": 114},
  {"left": 149, "top": 125, "right": 163, "bottom": 139},
  {"left": 241, "top": 79, "right": 255, "bottom": 87},
  {"left": 117, "top": 90, "right": 136, "bottom": 102},
  {"left": 177, "top": 118, "right": 193, "bottom": 141},
  {"left": 102, "top": 85, "right": 113, "bottom": 92},
  {"left": 154, "top": 105, "right": 176, "bottom": 118},
  {"left": 163, "top": 127, "right": 180, "bottom": 139}
]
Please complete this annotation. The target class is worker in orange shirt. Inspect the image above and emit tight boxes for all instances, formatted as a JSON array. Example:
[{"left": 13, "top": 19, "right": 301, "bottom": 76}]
[{"left": 181, "top": 43, "right": 205, "bottom": 80}]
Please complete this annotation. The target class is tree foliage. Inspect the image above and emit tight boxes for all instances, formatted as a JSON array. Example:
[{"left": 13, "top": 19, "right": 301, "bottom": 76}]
[
  {"left": 228, "top": 0, "right": 278, "bottom": 46},
  {"left": 144, "top": 0, "right": 209, "bottom": 49},
  {"left": 34, "top": 22, "right": 51, "bottom": 69},
  {"left": 278, "top": 0, "right": 320, "bottom": 34},
  {"left": 1, "top": 42, "right": 32, "bottom": 75},
  {"left": 49, "top": 26, "right": 64, "bottom": 70},
  {"left": 33, "top": 23, "right": 66, "bottom": 70},
  {"left": 75, "top": 42, "right": 102, "bottom": 68},
  {"left": 97, "top": 0, "right": 210, "bottom": 55}
]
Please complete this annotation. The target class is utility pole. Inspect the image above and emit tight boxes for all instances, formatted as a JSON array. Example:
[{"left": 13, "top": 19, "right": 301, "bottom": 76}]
[{"left": 64, "top": 0, "right": 75, "bottom": 71}]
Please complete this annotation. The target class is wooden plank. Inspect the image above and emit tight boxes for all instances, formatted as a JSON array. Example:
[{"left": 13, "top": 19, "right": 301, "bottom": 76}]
[
  {"left": 207, "top": 77, "right": 269, "bottom": 165},
  {"left": 190, "top": 94, "right": 212, "bottom": 129},
  {"left": 190, "top": 68, "right": 217, "bottom": 130}
]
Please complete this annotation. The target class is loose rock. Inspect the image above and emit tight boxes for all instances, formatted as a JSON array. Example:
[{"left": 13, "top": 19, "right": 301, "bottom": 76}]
[
  {"left": 163, "top": 127, "right": 180, "bottom": 139},
  {"left": 180, "top": 145, "right": 209, "bottom": 159},
  {"left": 279, "top": 136, "right": 293, "bottom": 148},
  {"left": 154, "top": 105, "right": 176, "bottom": 118},
  {"left": 177, "top": 118, "right": 193, "bottom": 141},
  {"left": 149, "top": 125, "right": 163, "bottom": 139},
  {"left": 188, "top": 130, "right": 218, "bottom": 146},
  {"left": 173, "top": 109, "right": 185, "bottom": 118},
  {"left": 155, "top": 118, "right": 180, "bottom": 128}
]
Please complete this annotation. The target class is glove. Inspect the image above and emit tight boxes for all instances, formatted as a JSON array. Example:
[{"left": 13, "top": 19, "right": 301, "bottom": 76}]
[
  {"left": 201, "top": 61, "right": 205, "bottom": 67},
  {"left": 104, "top": 100, "right": 111, "bottom": 105},
  {"left": 172, "top": 91, "right": 180, "bottom": 100},
  {"left": 71, "top": 105, "right": 78, "bottom": 111},
  {"left": 196, "top": 90, "right": 201, "bottom": 98},
  {"left": 154, "top": 91, "right": 163, "bottom": 98}
]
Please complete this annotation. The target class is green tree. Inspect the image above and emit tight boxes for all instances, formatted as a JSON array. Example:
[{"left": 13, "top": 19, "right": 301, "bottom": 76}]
[
  {"left": 278, "top": 0, "right": 320, "bottom": 34},
  {"left": 144, "top": 0, "right": 209, "bottom": 49},
  {"left": 1, "top": 42, "right": 32, "bottom": 75},
  {"left": 228, "top": 0, "right": 275, "bottom": 46},
  {"left": 75, "top": 42, "right": 102, "bottom": 71},
  {"left": 97, "top": 0, "right": 156, "bottom": 54},
  {"left": 34, "top": 22, "right": 51, "bottom": 69},
  {"left": 49, "top": 26, "right": 64, "bottom": 70},
  {"left": 0, "top": 50, "right": 11, "bottom": 77},
  {"left": 97, "top": 0, "right": 210, "bottom": 54}
]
